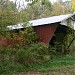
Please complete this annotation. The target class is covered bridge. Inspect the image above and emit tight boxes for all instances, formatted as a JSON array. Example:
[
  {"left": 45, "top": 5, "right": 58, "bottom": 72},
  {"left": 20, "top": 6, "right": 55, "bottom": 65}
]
[{"left": 7, "top": 13, "right": 75, "bottom": 48}]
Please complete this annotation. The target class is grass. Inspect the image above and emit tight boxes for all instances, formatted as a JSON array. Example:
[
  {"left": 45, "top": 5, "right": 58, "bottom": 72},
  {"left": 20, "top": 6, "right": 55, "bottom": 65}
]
[
  {"left": 0, "top": 52, "right": 75, "bottom": 75},
  {"left": 28, "top": 53, "right": 75, "bottom": 72}
]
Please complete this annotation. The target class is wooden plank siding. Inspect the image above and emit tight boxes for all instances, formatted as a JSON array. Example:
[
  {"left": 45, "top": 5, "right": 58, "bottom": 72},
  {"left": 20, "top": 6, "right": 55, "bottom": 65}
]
[
  {"left": 0, "top": 36, "right": 10, "bottom": 47},
  {"left": 0, "top": 23, "right": 58, "bottom": 46},
  {"left": 33, "top": 23, "right": 58, "bottom": 44}
]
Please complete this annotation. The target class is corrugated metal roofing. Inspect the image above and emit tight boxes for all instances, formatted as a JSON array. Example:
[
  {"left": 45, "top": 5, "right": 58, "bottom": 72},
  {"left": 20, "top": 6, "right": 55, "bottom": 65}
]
[
  {"left": 7, "top": 13, "right": 74, "bottom": 30},
  {"left": 29, "top": 14, "right": 71, "bottom": 26}
]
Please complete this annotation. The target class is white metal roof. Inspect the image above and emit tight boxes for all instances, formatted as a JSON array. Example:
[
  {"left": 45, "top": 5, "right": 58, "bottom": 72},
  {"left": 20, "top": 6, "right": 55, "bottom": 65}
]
[
  {"left": 29, "top": 14, "right": 71, "bottom": 26},
  {"left": 7, "top": 13, "right": 75, "bottom": 30}
]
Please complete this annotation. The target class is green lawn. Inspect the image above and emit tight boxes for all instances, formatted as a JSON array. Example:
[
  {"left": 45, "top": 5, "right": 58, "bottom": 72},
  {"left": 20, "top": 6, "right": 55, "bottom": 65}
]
[
  {"left": 0, "top": 52, "right": 75, "bottom": 75},
  {"left": 29, "top": 53, "right": 75, "bottom": 72},
  {"left": 26, "top": 52, "right": 75, "bottom": 75}
]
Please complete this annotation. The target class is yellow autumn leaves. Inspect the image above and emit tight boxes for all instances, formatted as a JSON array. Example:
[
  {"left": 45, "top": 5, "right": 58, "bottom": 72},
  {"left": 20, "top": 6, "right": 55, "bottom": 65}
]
[{"left": 71, "top": 0, "right": 75, "bottom": 11}]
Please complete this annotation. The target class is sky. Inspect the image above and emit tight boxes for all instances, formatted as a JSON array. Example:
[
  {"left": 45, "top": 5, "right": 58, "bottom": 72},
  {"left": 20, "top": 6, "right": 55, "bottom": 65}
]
[
  {"left": 50, "top": 0, "right": 70, "bottom": 3},
  {"left": 9, "top": 0, "right": 71, "bottom": 9},
  {"left": 10, "top": 0, "right": 70, "bottom": 6},
  {"left": 10, "top": 0, "right": 70, "bottom": 3}
]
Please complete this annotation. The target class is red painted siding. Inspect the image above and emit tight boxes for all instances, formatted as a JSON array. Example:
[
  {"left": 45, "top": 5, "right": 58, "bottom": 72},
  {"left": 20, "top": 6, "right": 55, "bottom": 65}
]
[
  {"left": 33, "top": 23, "right": 58, "bottom": 44},
  {"left": 0, "top": 23, "right": 58, "bottom": 47},
  {"left": 0, "top": 36, "right": 10, "bottom": 47}
]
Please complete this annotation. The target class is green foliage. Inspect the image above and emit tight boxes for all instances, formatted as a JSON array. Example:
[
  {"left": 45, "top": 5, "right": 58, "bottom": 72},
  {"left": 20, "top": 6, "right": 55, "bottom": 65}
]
[
  {"left": 0, "top": 43, "right": 50, "bottom": 74},
  {"left": 63, "top": 29, "right": 75, "bottom": 50},
  {"left": 51, "top": 2, "right": 64, "bottom": 16},
  {"left": 19, "top": 25, "right": 38, "bottom": 44},
  {"left": 22, "top": 0, "right": 52, "bottom": 20},
  {"left": 0, "top": 0, "right": 19, "bottom": 36},
  {"left": 49, "top": 47, "right": 57, "bottom": 56},
  {"left": 22, "top": 0, "right": 72, "bottom": 21},
  {"left": 28, "top": 52, "right": 75, "bottom": 72},
  {"left": 16, "top": 43, "right": 49, "bottom": 66},
  {"left": 0, "top": 0, "right": 74, "bottom": 75},
  {"left": 0, "top": 44, "right": 75, "bottom": 74}
]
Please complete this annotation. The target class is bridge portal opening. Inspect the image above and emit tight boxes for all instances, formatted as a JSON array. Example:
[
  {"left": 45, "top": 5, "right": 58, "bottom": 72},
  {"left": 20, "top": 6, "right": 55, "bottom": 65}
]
[{"left": 49, "top": 25, "right": 69, "bottom": 53}]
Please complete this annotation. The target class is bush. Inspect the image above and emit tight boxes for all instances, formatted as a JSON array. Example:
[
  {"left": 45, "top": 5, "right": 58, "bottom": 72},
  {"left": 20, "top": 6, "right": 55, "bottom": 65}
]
[
  {"left": 16, "top": 43, "right": 50, "bottom": 66},
  {"left": 0, "top": 43, "right": 51, "bottom": 74}
]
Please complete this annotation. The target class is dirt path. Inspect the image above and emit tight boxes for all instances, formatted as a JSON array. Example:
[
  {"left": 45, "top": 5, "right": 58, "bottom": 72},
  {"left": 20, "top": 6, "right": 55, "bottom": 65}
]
[{"left": 13, "top": 68, "right": 75, "bottom": 75}]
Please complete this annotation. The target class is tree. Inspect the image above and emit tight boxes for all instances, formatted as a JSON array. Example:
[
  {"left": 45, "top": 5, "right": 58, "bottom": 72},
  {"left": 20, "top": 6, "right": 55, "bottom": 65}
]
[
  {"left": 57, "top": 0, "right": 63, "bottom": 4},
  {"left": 63, "top": 1, "right": 72, "bottom": 13},
  {"left": 21, "top": 0, "right": 52, "bottom": 20},
  {"left": 0, "top": 0, "right": 19, "bottom": 36},
  {"left": 0, "top": 0, "right": 17, "bottom": 11},
  {"left": 71, "top": 0, "right": 75, "bottom": 11},
  {"left": 51, "top": 2, "right": 64, "bottom": 16}
]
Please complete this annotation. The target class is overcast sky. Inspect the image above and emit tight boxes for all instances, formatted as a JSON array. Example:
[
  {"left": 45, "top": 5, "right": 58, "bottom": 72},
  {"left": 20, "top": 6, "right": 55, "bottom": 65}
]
[
  {"left": 50, "top": 0, "right": 70, "bottom": 3},
  {"left": 10, "top": 0, "right": 70, "bottom": 5},
  {"left": 10, "top": 0, "right": 70, "bottom": 3},
  {"left": 10, "top": 0, "right": 71, "bottom": 9}
]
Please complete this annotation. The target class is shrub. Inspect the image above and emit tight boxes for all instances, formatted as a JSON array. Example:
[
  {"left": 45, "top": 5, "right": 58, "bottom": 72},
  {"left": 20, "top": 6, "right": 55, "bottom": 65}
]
[
  {"left": 16, "top": 43, "right": 50, "bottom": 66},
  {"left": 0, "top": 43, "right": 53, "bottom": 69}
]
